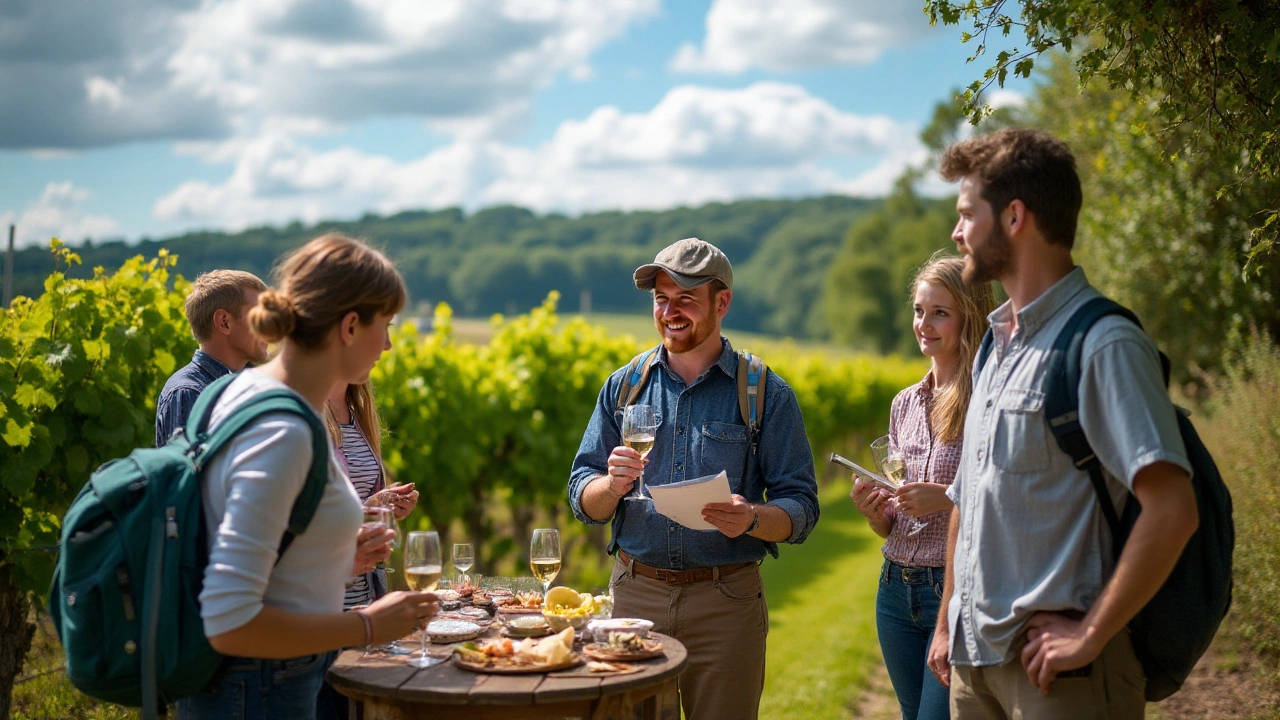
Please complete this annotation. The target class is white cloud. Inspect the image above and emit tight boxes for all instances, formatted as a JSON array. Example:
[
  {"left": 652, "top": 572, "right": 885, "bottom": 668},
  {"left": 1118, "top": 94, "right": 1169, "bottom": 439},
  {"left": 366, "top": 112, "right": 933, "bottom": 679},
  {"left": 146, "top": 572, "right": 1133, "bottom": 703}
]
[
  {"left": 672, "top": 0, "right": 936, "bottom": 74},
  {"left": 985, "top": 89, "right": 1027, "bottom": 110},
  {"left": 0, "top": 0, "right": 658, "bottom": 150},
  {"left": 4, "top": 182, "right": 121, "bottom": 248},
  {"left": 154, "top": 82, "right": 925, "bottom": 229}
]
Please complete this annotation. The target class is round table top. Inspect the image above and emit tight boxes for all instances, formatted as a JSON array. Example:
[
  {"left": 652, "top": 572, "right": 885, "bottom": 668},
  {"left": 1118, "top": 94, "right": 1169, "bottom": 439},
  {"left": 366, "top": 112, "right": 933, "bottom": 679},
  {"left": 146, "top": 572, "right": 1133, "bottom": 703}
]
[{"left": 327, "top": 630, "right": 688, "bottom": 707}]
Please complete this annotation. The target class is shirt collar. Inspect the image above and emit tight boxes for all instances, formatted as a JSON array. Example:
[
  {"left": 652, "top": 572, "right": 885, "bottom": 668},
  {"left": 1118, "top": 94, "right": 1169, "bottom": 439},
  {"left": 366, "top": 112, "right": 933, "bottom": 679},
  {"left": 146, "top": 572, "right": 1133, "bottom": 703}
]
[
  {"left": 987, "top": 266, "right": 1091, "bottom": 346},
  {"left": 655, "top": 336, "right": 737, "bottom": 382},
  {"left": 914, "top": 370, "right": 936, "bottom": 399},
  {"left": 192, "top": 349, "right": 234, "bottom": 378}
]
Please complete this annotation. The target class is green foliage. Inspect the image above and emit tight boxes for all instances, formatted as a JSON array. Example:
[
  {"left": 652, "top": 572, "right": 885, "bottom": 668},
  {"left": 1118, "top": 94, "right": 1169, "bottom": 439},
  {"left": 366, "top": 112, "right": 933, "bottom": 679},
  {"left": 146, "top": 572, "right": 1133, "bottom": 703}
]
[
  {"left": 926, "top": 0, "right": 1280, "bottom": 275},
  {"left": 0, "top": 241, "right": 195, "bottom": 598},
  {"left": 822, "top": 174, "right": 958, "bottom": 354},
  {"left": 1200, "top": 335, "right": 1280, "bottom": 661},
  {"left": 9, "top": 197, "right": 877, "bottom": 344},
  {"left": 1026, "top": 52, "right": 1280, "bottom": 379}
]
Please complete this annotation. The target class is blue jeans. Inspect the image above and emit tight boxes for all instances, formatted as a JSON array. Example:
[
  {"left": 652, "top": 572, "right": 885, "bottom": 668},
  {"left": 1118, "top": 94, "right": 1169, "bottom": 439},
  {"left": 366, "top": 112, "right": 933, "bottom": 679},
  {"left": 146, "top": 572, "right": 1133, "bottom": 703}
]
[
  {"left": 175, "top": 651, "right": 336, "bottom": 720},
  {"left": 877, "top": 560, "right": 950, "bottom": 720}
]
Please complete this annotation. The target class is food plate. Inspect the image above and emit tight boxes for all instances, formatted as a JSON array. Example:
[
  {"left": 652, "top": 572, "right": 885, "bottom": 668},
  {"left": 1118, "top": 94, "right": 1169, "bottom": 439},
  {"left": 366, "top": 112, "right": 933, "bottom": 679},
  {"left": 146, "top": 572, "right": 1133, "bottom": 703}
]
[
  {"left": 424, "top": 620, "right": 482, "bottom": 644},
  {"left": 582, "top": 639, "right": 664, "bottom": 662},
  {"left": 453, "top": 652, "right": 583, "bottom": 674},
  {"left": 585, "top": 661, "right": 643, "bottom": 675}
]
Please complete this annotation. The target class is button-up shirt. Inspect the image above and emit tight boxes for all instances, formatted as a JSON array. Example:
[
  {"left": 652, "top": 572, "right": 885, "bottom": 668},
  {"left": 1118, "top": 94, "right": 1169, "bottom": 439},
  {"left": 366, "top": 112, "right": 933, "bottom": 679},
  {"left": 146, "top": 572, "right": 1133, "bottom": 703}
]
[
  {"left": 946, "top": 267, "right": 1190, "bottom": 666},
  {"left": 881, "top": 373, "right": 962, "bottom": 568},
  {"left": 569, "top": 338, "right": 820, "bottom": 569},
  {"left": 155, "top": 349, "right": 234, "bottom": 447}
]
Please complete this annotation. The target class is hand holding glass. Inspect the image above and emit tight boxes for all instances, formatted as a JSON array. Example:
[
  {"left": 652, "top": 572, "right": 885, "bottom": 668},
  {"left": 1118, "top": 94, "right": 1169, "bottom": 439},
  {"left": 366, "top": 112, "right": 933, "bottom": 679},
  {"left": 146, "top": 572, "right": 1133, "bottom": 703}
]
[
  {"left": 870, "top": 435, "right": 928, "bottom": 536},
  {"left": 404, "top": 531, "right": 443, "bottom": 668},
  {"left": 529, "top": 528, "right": 561, "bottom": 596},
  {"left": 620, "top": 405, "right": 658, "bottom": 501},
  {"left": 361, "top": 507, "right": 397, "bottom": 572}
]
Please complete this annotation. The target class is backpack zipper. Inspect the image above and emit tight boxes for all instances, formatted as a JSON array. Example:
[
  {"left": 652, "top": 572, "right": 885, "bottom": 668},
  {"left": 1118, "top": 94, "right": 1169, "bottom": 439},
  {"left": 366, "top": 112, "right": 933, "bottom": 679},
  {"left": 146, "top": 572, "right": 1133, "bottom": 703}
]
[
  {"left": 116, "top": 566, "right": 136, "bottom": 622},
  {"left": 165, "top": 507, "right": 178, "bottom": 540}
]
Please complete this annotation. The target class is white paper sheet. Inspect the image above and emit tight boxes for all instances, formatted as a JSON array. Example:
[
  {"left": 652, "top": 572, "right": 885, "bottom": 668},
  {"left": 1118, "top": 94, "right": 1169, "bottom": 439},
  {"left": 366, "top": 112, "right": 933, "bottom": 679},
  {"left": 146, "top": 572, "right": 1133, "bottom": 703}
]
[{"left": 646, "top": 471, "right": 732, "bottom": 531}]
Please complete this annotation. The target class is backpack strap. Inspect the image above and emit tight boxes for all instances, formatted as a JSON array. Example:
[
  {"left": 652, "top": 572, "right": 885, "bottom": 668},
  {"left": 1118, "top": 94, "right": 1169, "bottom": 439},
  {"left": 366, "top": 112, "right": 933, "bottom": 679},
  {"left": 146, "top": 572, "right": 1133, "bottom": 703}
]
[
  {"left": 1044, "top": 297, "right": 1150, "bottom": 545},
  {"left": 737, "top": 351, "right": 767, "bottom": 449},
  {"left": 616, "top": 347, "right": 661, "bottom": 411},
  {"left": 977, "top": 328, "right": 995, "bottom": 375},
  {"left": 183, "top": 374, "right": 330, "bottom": 559}
]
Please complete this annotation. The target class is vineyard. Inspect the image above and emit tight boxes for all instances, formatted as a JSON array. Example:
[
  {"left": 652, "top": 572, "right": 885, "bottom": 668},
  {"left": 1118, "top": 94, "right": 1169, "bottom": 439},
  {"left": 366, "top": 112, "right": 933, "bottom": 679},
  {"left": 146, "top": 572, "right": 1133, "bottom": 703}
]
[{"left": 0, "top": 246, "right": 926, "bottom": 713}]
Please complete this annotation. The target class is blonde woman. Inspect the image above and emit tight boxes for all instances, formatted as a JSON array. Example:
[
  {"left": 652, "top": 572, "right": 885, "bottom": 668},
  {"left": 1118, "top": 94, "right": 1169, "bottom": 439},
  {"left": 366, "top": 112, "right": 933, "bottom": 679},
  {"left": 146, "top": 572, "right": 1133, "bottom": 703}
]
[
  {"left": 849, "top": 254, "right": 995, "bottom": 720},
  {"left": 178, "top": 235, "right": 437, "bottom": 720}
]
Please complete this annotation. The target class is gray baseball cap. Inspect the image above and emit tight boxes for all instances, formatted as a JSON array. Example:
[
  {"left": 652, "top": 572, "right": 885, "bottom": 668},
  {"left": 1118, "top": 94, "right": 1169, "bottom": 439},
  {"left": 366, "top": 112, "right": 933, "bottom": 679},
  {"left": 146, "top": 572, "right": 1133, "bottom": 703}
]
[{"left": 633, "top": 237, "right": 733, "bottom": 291}]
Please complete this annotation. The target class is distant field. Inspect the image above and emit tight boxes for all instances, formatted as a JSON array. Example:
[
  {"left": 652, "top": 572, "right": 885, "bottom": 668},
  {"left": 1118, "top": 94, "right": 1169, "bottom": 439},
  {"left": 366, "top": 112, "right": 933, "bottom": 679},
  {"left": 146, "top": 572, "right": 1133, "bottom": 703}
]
[{"left": 444, "top": 311, "right": 865, "bottom": 358}]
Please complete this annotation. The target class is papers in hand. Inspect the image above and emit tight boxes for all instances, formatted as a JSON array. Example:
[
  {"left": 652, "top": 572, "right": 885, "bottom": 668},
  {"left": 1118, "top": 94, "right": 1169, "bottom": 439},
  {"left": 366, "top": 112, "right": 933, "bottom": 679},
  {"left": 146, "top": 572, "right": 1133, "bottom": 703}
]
[{"left": 646, "top": 471, "right": 732, "bottom": 531}]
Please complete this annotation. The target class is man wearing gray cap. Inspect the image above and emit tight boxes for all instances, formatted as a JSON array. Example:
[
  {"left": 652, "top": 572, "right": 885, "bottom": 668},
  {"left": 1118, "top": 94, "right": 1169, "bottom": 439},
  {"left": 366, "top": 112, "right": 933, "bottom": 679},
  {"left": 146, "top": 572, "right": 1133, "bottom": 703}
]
[{"left": 569, "top": 238, "right": 821, "bottom": 719}]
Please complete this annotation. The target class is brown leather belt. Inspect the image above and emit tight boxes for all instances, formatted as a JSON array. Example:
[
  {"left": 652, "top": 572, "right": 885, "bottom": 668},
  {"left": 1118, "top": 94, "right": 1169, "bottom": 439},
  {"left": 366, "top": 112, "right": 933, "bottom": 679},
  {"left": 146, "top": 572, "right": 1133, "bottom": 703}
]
[{"left": 617, "top": 550, "right": 756, "bottom": 585}]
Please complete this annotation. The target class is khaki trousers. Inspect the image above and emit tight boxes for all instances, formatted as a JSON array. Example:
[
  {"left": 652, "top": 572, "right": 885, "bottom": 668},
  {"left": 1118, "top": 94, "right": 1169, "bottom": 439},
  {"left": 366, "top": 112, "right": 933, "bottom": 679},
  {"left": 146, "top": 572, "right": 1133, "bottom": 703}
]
[
  {"left": 950, "top": 629, "right": 1146, "bottom": 720},
  {"left": 610, "top": 557, "right": 769, "bottom": 720}
]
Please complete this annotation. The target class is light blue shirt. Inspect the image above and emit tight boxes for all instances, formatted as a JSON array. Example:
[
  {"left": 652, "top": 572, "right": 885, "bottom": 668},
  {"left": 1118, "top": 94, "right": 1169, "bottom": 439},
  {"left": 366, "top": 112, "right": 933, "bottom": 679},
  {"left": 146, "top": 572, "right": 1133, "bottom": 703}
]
[
  {"left": 569, "top": 338, "right": 820, "bottom": 568},
  {"left": 946, "top": 267, "right": 1191, "bottom": 666}
]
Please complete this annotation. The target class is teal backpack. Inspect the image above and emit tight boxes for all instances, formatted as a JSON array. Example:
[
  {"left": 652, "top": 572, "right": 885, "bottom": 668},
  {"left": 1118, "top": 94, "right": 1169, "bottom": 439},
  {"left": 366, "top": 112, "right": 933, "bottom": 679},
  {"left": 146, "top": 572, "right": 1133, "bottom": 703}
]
[{"left": 49, "top": 373, "right": 330, "bottom": 718}]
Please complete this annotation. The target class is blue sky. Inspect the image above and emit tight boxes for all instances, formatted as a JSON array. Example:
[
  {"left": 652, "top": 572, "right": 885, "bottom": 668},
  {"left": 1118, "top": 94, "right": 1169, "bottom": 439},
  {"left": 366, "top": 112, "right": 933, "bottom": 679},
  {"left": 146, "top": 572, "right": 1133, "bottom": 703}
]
[{"left": 0, "top": 0, "right": 1032, "bottom": 248}]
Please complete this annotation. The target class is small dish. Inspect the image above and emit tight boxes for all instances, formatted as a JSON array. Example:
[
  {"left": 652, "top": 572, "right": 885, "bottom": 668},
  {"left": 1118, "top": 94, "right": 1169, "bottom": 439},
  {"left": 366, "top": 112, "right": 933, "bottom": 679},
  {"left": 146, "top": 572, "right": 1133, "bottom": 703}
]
[
  {"left": 543, "top": 611, "right": 591, "bottom": 633},
  {"left": 588, "top": 618, "right": 654, "bottom": 641},
  {"left": 424, "top": 619, "right": 482, "bottom": 644}
]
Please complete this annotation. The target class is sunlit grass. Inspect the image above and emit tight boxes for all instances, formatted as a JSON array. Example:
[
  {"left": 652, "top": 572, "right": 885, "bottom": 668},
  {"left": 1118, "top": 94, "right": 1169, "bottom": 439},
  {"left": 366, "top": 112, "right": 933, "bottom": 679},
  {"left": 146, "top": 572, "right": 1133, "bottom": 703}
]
[
  {"left": 11, "top": 619, "right": 136, "bottom": 720},
  {"left": 761, "top": 484, "right": 885, "bottom": 719}
]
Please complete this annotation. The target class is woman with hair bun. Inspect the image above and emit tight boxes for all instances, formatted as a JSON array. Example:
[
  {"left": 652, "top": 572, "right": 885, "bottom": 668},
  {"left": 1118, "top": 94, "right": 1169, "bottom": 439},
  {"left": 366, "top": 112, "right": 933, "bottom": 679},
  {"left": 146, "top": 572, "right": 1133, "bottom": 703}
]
[
  {"left": 848, "top": 253, "right": 996, "bottom": 720},
  {"left": 177, "top": 234, "right": 437, "bottom": 720}
]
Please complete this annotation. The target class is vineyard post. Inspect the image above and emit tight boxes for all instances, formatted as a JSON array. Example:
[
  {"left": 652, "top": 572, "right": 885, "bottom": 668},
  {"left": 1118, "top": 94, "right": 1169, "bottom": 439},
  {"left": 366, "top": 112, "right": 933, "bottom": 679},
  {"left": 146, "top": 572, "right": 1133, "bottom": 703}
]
[{"left": 3, "top": 224, "right": 13, "bottom": 308}]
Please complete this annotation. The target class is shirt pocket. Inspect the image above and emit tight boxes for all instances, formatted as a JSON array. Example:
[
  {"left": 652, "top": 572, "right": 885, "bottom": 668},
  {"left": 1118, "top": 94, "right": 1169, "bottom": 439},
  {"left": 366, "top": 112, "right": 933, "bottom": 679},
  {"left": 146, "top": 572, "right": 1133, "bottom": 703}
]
[
  {"left": 699, "top": 421, "right": 749, "bottom": 490},
  {"left": 991, "top": 388, "right": 1050, "bottom": 474}
]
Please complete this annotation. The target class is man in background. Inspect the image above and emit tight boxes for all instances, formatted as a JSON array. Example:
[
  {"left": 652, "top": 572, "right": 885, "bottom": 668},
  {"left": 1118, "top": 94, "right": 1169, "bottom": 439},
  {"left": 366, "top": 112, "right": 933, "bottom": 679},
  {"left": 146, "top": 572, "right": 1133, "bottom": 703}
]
[{"left": 155, "top": 269, "right": 269, "bottom": 446}]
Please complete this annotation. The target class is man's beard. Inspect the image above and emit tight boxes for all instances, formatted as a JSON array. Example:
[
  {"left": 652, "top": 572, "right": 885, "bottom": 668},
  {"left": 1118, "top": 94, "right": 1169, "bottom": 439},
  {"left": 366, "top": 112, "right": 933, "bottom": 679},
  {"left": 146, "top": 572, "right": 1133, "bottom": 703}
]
[
  {"left": 656, "top": 314, "right": 717, "bottom": 354},
  {"left": 963, "top": 222, "right": 1015, "bottom": 284}
]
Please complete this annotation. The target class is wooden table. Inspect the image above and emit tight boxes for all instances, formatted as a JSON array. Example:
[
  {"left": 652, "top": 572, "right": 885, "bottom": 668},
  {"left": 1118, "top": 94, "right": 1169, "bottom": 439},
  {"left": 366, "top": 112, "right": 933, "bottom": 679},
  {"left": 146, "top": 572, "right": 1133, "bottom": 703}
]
[{"left": 327, "top": 631, "right": 687, "bottom": 720}]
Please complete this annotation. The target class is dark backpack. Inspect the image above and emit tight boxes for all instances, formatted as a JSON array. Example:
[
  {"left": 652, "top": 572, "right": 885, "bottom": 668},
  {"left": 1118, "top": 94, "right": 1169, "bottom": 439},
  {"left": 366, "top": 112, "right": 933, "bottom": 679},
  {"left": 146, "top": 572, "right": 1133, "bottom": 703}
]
[
  {"left": 49, "top": 373, "right": 330, "bottom": 718},
  {"left": 977, "top": 297, "right": 1234, "bottom": 701},
  {"left": 606, "top": 346, "right": 768, "bottom": 554}
]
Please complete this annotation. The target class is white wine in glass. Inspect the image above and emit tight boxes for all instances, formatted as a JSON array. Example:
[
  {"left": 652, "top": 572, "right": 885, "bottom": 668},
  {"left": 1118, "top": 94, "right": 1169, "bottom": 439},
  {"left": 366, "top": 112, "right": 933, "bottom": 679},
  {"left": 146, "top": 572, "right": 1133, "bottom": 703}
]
[
  {"left": 404, "top": 531, "right": 442, "bottom": 668},
  {"left": 620, "top": 405, "right": 659, "bottom": 501},
  {"left": 529, "top": 528, "right": 561, "bottom": 596},
  {"left": 870, "top": 434, "right": 928, "bottom": 536}
]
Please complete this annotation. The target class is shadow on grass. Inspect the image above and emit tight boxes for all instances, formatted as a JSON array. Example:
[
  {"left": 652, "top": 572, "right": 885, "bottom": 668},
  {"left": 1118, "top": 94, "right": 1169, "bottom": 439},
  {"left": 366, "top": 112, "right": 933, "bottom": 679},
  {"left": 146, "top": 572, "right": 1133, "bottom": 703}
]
[{"left": 762, "top": 487, "right": 874, "bottom": 611}]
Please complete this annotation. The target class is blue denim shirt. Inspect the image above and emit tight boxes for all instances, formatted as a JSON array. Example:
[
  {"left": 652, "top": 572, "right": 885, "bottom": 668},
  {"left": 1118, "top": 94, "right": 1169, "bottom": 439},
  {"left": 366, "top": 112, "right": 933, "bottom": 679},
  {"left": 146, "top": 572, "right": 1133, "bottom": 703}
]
[
  {"left": 154, "top": 349, "right": 234, "bottom": 447},
  {"left": 569, "top": 338, "right": 820, "bottom": 569}
]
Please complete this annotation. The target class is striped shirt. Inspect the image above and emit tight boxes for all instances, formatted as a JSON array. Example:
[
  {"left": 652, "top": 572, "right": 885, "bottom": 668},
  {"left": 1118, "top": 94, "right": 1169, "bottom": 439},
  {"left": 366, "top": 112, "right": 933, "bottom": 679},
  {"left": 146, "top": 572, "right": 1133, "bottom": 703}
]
[
  {"left": 338, "top": 416, "right": 382, "bottom": 609},
  {"left": 881, "top": 372, "right": 962, "bottom": 568}
]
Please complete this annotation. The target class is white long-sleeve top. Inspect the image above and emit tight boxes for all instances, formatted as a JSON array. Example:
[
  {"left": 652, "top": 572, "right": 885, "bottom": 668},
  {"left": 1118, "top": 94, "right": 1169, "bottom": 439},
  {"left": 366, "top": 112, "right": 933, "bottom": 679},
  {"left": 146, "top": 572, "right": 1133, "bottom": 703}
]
[{"left": 197, "top": 369, "right": 363, "bottom": 638}]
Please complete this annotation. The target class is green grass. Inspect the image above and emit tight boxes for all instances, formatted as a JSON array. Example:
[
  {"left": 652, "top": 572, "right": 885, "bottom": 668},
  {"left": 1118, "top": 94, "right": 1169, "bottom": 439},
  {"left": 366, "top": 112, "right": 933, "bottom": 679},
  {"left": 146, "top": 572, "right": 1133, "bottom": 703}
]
[{"left": 760, "top": 483, "right": 886, "bottom": 719}]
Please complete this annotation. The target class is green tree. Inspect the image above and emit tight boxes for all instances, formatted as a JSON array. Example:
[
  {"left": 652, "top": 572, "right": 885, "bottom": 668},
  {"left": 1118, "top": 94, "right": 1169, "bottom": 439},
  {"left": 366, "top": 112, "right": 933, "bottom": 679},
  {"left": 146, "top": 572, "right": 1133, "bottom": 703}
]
[
  {"left": 1026, "top": 52, "right": 1280, "bottom": 379},
  {"left": 926, "top": 0, "right": 1280, "bottom": 273}
]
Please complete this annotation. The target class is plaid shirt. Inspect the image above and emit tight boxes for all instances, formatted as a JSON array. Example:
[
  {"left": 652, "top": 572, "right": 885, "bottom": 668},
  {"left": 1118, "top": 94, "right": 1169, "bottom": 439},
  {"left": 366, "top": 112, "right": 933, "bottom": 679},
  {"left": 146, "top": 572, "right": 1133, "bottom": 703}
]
[{"left": 881, "top": 372, "right": 962, "bottom": 568}]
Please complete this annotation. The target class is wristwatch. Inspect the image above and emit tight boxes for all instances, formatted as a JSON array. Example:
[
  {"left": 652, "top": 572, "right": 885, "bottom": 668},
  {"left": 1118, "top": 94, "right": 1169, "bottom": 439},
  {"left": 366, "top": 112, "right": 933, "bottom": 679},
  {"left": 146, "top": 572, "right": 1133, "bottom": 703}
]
[{"left": 746, "top": 504, "right": 761, "bottom": 533}]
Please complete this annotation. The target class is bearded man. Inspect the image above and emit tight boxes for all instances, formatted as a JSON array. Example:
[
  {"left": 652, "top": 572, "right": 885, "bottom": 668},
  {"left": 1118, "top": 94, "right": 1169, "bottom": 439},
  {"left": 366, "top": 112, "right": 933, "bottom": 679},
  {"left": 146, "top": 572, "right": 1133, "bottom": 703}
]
[{"left": 568, "top": 238, "right": 820, "bottom": 720}]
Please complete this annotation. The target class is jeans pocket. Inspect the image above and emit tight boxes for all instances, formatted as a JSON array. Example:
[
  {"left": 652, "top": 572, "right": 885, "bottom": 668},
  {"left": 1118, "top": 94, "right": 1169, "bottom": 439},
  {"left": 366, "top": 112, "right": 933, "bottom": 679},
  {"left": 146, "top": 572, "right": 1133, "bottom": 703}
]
[
  {"left": 933, "top": 580, "right": 944, "bottom": 600},
  {"left": 610, "top": 558, "right": 631, "bottom": 593},
  {"left": 273, "top": 652, "right": 329, "bottom": 683}
]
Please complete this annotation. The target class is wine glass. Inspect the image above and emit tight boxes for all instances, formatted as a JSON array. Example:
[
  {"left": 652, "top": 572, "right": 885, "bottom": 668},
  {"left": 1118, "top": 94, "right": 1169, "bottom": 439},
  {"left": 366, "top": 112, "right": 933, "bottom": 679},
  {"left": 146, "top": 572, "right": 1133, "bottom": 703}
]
[
  {"left": 529, "top": 528, "right": 561, "bottom": 597},
  {"left": 452, "top": 543, "right": 474, "bottom": 585},
  {"left": 404, "top": 531, "right": 443, "bottom": 668},
  {"left": 870, "top": 434, "right": 928, "bottom": 536},
  {"left": 362, "top": 505, "right": 398, "bottom": 573},
  {"left": 620, "top": 404, "right": 658, "bottom": 501}
]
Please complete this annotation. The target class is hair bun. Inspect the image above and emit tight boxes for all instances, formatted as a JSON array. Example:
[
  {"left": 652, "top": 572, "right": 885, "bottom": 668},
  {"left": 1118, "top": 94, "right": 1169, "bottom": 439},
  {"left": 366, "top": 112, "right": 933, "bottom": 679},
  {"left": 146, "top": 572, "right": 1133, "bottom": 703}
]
[{"left": 249, "top": 288, "right": 297, "bottom": 343}]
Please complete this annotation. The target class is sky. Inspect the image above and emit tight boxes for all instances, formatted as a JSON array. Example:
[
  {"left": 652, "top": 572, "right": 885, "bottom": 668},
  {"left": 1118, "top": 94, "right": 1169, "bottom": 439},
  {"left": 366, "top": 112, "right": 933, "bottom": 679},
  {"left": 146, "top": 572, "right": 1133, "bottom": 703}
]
[{"left": 0, "top": 0, "right": 1032, "bottom": 249}]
